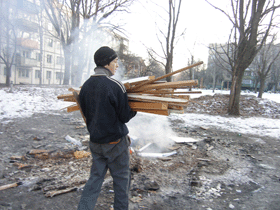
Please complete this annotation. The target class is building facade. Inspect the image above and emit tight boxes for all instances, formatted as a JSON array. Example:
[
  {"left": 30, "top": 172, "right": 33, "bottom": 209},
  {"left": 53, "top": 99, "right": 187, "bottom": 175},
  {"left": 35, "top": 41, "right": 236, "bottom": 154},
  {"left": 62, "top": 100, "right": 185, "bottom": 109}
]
[{"left": 0, "top": 0, "right": 65, "bottom": 85}]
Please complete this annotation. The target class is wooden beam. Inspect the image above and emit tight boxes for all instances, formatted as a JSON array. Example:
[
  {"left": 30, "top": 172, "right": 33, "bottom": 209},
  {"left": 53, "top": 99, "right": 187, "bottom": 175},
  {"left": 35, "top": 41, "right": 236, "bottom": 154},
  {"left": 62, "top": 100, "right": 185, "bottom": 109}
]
[
  {"left": 64, "top": 98, "right": 76, "bottom": 102},
  {"left": 57, "top": 94, "right": 73, "bottom": 99},
  {"left": 141, "top": 90, "right": 202, "bottom": 94},
  {"left": 129, "top": 102, "right": 168, "bottom": 110},
  {"left": 171, "top": 95, "right": 190, "bottom": 100},
  {"left": 135, "top": 109, "right": 169, "bottom": 116},
  {"left": 168, "top": 104, "right": 184, "bottom": 110},
  {"left": 129, "top": 80, "right": 198, "bottom": 92},
  {"left": 122, "top": 76, "right": 155, "bottom": 87},
  {"left": 67, "top": 104, "right": 80, "bottom": 112},
  {"left": 128, "top": 94, "right": 189, "bottom": 105},
  {"left": 129, "top": 61, "right": 203, "bottom": 91},
  {"left": 73, "top": 91, "right": 86, "bottom": 123},
  {"left": 66, "top": 101, "right": 169, "bottom": 113},
  {"left": 0, "top": 182, "right": 22, "bottom": 191}
]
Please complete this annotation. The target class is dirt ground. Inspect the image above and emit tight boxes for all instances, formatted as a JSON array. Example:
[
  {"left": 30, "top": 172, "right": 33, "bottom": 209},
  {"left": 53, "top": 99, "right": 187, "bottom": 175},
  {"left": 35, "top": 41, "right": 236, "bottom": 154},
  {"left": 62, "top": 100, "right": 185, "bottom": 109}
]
[{"left": 0, "top": 94, "right": 280, "bottom": 210}]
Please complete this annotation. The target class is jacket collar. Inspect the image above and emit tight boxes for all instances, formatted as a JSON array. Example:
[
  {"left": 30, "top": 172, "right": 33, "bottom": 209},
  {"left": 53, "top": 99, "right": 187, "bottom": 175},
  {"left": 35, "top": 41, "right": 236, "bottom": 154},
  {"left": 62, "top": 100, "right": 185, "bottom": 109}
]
[{"left": 93, "top": 66, "right": 113, "bottom": 77}]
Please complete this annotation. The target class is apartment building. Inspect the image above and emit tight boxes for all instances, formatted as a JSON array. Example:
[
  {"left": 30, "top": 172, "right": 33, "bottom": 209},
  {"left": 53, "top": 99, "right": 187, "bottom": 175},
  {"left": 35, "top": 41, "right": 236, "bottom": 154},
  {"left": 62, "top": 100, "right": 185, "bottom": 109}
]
[{"left": 0, "top": 0, "right": 65, "bottom": 85}]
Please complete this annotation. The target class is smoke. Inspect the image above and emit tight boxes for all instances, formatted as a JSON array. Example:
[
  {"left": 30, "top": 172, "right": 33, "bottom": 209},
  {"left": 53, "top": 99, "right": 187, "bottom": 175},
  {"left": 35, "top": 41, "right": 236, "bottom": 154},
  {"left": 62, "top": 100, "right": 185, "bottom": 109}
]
[{"left": 127, "top": 113, "right": 176, "bottom": 150}]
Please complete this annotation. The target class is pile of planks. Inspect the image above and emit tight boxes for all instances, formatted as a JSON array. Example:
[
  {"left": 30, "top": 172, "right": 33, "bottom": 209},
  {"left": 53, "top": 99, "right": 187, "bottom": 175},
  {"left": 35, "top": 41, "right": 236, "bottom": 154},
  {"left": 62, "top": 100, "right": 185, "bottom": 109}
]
[{"left": 57, "top": 61, "right": 203, "bottom": 118}]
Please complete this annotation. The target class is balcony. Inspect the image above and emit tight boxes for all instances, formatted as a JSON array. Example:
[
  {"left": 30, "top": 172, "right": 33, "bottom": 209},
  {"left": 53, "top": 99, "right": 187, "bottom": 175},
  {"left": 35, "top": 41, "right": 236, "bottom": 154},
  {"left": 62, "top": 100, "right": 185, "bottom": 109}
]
[
  {"left": 15, "top": 18, "right": 39, "bottom": 33},
  {"left": 17, "top": 38, "right": 39, "bottom": 49},
  {"left": 16, "top": 56, "right": 39, "bottom": 67},
  {"left": 16, "top": 0, "right": 39, "bottom": 14}
]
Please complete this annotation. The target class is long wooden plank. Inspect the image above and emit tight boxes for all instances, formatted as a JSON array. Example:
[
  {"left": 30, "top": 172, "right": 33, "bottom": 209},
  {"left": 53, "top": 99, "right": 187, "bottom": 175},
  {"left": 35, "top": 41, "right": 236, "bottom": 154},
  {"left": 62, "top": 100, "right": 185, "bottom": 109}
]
[
  {"left": 171, "top": 95, "right": 190, "bottom": 100},
  {"left": 64, "top": 98, "right": 76, "bottom": 102},
  {"left": 73, "top": 91, "right": 87, "bottom": 123},
  {"left": 129, "top": 101, "right": 168, "bottom": 110},
  {"left": 129, "top": 80, "right": 198, "bottom": 92},
  {"left": 67, "top": 104, "right": 80, "bottom": 112},
  {"left": 141, "top": 90, "right": 202, "bottom": 94},
  {"left": 122, "top": 76, "right": 155, "bottom": 86},
  {"left": 57, "top": 94, "right": 73, "bottom": 99},
  {"left": 66, "top": 101, "right": 168, "bottom": 113},
  {"left": 135, "top": 109, "right": 169, "bottom": 116},
  {"left": 127, "top": 94, "right": 189, "bottom": 105},
  {"left": 168, "top": 104, "right": 184, "bottom": 110},
  {"left": 129, "top": 61, "right": 203, "bottom": 91},
  {"left": 123, "top": 76, "right": 155, "bottom": 90}
]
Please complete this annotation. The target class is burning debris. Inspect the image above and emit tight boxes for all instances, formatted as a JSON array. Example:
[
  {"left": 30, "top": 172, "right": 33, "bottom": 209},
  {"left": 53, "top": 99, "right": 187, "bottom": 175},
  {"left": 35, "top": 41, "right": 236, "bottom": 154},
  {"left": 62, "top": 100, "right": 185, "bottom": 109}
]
[{"left": 57, "top": 62, "right": 203, "bottom": 116}]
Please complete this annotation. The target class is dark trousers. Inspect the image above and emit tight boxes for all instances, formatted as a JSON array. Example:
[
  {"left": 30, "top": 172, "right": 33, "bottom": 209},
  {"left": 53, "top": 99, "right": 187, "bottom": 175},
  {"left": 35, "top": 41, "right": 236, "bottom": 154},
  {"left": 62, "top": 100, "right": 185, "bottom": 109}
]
[{"left": 77, "top": 136, "right": 130, "bottom": 210}]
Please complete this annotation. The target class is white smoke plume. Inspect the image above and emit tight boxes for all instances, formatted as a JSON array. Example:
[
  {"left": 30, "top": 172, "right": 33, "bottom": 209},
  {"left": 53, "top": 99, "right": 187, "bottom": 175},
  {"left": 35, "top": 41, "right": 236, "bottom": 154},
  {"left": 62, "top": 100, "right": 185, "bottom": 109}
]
[{"left": 127, "top": 113, "right": 176, "bottom": 150}]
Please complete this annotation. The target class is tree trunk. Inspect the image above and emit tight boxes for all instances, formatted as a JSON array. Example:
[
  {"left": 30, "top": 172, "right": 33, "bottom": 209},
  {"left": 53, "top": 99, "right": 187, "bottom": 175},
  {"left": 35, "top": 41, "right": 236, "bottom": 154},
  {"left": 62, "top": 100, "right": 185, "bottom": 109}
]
[
  {"left": 228, "top": 69, "right": 244, "bottom": 115},
  {"left": 5, "top": 66, "right": 11, "bottom": 87},
  {"left": 254, "top": 80, "right": 259, "bottom": 93},
  {"left": 212, "top": 69, "right": 216, "bottom": 93},
  {"left": 165, "top": 56, "right": 172, "bottom": 82},
  {"left": 258, "top": 76, "right": 265, "bottom": 98},
  {"left": 63, "top": 47, "right": 71, "bottom": 85}
]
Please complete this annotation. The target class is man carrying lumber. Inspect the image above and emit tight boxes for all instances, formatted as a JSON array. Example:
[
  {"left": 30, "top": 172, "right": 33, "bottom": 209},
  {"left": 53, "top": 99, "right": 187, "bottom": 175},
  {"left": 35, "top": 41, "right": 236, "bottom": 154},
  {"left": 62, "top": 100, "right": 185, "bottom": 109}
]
[{"left": 77, "top": 46, "right": 137, "bottom": 210}]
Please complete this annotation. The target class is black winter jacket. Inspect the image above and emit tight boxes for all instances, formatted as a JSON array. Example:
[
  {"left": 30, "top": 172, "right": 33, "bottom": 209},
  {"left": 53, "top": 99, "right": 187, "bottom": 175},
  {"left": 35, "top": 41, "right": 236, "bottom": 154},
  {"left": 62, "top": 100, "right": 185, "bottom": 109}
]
[{"left": 79, "top": 67, "right": 137, "bottom": 144}]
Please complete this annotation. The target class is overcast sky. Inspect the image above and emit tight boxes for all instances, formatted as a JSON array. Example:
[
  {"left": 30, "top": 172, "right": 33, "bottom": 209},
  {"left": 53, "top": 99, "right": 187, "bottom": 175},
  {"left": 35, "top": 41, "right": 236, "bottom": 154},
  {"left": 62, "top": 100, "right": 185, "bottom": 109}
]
[
  {"left": 116, "top": 0, "right": 232, "bottom": 69},
  {"left": 114, "top": 0, "right": 280, "bottom": 69}
]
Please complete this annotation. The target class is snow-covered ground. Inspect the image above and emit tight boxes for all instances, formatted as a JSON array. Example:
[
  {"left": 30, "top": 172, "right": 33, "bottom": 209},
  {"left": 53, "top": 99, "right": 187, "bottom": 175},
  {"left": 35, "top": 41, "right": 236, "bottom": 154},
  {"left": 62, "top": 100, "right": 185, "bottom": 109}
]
[{"left": 0, "top": 86, "right": 279, "bottom": 139}]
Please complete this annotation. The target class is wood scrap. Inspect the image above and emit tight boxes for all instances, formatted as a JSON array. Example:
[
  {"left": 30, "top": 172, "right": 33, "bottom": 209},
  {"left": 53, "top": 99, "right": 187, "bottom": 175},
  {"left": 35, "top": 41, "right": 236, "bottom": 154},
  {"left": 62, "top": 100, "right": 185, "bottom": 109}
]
[
  {"left": 127, "top": 61, "right": 203, "bottom": 91},
  {"left": 57, "top": 62, "right": 203, "bottom": 117},
  {"left": 45, "top": 186, "right": 79, "bottom": 197},
  {"left": 0, "top": 182, "right": 22, "bottom": 191}
]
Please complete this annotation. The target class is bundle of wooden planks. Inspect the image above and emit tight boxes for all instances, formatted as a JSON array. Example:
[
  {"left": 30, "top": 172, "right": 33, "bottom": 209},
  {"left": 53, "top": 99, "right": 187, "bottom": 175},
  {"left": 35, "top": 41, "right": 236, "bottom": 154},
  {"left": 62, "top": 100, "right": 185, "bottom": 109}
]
[{"left": 57, "top": 61, "right": 203, "bottom": 117}]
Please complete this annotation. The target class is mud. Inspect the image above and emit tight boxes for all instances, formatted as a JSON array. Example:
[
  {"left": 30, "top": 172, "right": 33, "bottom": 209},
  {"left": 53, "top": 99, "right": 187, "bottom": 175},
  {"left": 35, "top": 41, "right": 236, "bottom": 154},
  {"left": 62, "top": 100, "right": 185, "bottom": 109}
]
[{"left": 0, "top": 97, "right": 280, "bottom": 210}]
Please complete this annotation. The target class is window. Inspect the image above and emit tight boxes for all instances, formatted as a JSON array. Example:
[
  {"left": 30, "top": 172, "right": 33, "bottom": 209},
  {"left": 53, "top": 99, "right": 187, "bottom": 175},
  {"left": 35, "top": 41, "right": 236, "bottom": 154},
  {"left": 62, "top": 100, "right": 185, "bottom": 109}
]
[
  {"left": 48, "top": 23, "right": 52, "bottom": 30},
  {"left": 35, "top": 70, "right": 41, "bottom": 79},
  {"left": 56, "top": 56, "right": 64, "bottom": 65},
  {"left": 36, "top": 53, "right": 41, "bottom": 61},
  {"left": 23, "top": 51, "right": 30, "bottom": 58},
  {"left": 46, "top": 71, "right": 51, "bottom": 79},
  {"left": 47, "top": 38, "right": 53, "bottom": 47},
  {"left": 56, "top": 72, "right": 63, "bottom": 80},
  {"left": 3, "top": 67, "right": 7, "bottom": 76},
  {"left": 19, "top": 69, "right": 29, "bottom": 78},
  {"left": 47, "top": 55, "right": 52, "bottom": 63}
]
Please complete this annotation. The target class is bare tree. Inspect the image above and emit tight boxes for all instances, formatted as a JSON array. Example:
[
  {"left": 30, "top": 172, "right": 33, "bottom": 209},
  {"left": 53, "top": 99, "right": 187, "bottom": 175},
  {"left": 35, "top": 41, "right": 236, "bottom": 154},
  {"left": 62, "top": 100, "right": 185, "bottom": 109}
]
[
  {"left": 0, "top": 0, "right": 17, "bottom": 87},
  {"left": 148, "top": 0, "right": 183, "bottom": 82},
  {"left": 42, "top": 0, "right": 133, "bottom": 86},
  {"left": 271, "top": 55, "right": 280, "bottom": 92},
  {"left": 206, "top": 0, "right": 280, "bottom": 115},
  {"left": 145, "top": 56, "right": 165, "bottom": 78},
  {"left": 252, "top": 35, "right": 280, "bottom": 97}
]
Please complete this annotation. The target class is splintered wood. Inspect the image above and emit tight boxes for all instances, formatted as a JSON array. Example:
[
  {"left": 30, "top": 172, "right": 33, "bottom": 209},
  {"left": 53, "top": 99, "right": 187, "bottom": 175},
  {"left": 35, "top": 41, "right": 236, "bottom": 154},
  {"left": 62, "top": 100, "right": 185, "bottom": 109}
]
[{"left": 57, "top": 62, "right": 203, "bottom": 116}]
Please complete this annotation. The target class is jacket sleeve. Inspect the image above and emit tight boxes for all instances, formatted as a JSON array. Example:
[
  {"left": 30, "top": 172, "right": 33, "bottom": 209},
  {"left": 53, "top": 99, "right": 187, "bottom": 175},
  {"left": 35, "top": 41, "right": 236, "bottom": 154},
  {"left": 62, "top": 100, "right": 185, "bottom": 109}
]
[{"left": 111, "top": 84, "right": 137, "bottom": 124}]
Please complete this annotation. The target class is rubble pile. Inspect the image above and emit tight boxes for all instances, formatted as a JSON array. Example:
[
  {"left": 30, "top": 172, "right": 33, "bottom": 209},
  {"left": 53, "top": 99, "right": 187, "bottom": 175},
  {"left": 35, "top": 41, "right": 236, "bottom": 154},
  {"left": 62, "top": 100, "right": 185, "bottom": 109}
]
[{"left": 185, "top": 93, "right": 280, "bottom": 118}]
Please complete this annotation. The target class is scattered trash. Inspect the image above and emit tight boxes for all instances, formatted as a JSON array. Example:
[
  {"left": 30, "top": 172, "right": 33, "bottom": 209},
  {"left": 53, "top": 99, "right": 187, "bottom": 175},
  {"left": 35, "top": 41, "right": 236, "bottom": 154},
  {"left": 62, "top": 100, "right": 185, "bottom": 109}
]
[
  {"left": 0, "top": 182, "right": 23, "bottom": 191},
  {"left": 200, "top": 126, "right": 209, "bottom": 130},
  {"left": 206, "top": 146, "right": 214, "bottom": 151},
  {"left": 138, "top": 142, "right": 153, "bottom": 152},
  {"left": 65, "top": 135, "right": 82, "bottom": 147},
  {"left": 74, "top": 151, "right": 91, "bottom": 159},
  {"left": 192, "top": 144, "right": 198, "bottom": 150},
  {"left": 170, "top": 136, "right": 201, "bottom": 143},
  {"left": 10, "top": 156, "right": 25, "bottom": 160},
  {"left": 130, "top": 196, "right": 142, "bottom": 203},
  {"left": 45, "top": 186, "right": 79, "bottom": 197},
  {"left": 144, "top": 181, "right": 160, "bottom": 191},
  {"left": 229, "top": 203, "right": 235, "bottom": 209},
  {"left": 138, "top": 151, "right": 177, "bottom": 158}
]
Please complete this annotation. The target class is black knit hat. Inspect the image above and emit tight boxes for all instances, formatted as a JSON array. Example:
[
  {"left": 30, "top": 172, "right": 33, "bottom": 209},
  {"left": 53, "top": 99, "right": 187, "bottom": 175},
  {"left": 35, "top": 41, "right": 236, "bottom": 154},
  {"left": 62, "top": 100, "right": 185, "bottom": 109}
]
[{"left": 94, "top": 46, "right": 118, "bottom": 67}]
